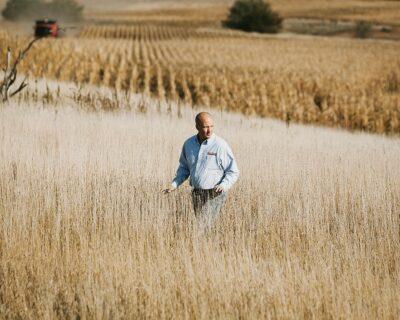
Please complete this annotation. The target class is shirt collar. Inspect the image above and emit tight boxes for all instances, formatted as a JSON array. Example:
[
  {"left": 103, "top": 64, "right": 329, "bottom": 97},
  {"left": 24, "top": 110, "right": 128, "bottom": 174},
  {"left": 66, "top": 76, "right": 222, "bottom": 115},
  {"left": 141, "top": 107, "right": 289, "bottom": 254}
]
[
  {"left": 196, "top": 133, "right": 215, "bottom": 145},
  {"left": 207, "top": 134, "right": 216, "bottom": 144}
]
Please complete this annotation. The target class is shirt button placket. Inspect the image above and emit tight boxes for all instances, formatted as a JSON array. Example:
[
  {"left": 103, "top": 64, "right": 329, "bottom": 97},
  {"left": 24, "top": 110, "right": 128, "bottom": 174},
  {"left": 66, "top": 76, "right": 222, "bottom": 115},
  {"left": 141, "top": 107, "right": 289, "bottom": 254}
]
[
  {"left": 201, "top": 142, "right": 208, "bottom": 169},
  {"left": 194, "top": 143, "right": 203, "bottom": 183}
]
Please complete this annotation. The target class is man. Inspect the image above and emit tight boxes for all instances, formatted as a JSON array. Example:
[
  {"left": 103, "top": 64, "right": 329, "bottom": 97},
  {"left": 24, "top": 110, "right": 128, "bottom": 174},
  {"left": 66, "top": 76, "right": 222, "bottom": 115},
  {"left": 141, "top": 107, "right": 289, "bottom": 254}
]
[{"left": 162, "top": 112, "right": 239, "bottom": 231}]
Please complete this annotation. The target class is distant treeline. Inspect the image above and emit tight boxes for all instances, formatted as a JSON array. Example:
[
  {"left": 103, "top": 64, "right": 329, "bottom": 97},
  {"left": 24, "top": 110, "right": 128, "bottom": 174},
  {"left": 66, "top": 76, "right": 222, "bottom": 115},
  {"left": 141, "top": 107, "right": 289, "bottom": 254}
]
[{"left": 2, "top": 0, "right": 83, "bottom": 22}]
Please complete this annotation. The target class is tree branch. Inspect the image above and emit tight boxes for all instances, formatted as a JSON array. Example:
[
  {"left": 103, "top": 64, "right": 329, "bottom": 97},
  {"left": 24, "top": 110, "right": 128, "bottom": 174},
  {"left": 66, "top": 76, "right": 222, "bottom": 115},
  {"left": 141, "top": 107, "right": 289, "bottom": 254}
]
[
  {"left": 10, "top": 77, "right": 28, "bottom": 98},
  {"left": 0, "top": 37, "right": 41, "bottom": 102}
]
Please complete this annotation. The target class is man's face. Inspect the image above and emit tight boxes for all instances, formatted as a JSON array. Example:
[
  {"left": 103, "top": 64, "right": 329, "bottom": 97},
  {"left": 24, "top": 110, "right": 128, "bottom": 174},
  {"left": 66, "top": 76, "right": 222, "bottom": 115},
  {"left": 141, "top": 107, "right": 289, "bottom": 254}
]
[{"left": 196, "top": 116, "right": 214, "bottom": 141}]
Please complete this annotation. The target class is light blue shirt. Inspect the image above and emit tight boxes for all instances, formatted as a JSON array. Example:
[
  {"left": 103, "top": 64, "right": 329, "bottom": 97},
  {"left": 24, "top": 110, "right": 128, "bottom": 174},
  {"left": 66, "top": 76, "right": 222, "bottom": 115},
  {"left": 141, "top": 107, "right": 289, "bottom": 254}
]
[{"left": 171, "top": 134, "right": 239, "bottom": 191}]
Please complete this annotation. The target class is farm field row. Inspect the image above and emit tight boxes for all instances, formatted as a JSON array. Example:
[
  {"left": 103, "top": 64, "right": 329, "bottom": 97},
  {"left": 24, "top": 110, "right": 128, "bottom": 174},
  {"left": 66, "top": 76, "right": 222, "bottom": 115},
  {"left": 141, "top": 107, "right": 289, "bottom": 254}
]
[{"left": 1, "top": 27, "right": 400, "bottom": 133}]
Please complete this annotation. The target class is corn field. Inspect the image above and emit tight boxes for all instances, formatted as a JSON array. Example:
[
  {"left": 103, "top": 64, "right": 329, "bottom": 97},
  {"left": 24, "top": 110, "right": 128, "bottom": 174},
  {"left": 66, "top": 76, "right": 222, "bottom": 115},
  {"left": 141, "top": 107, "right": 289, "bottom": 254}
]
[{"left": 1, "top": 25, "right": 400, "bottom": 134}]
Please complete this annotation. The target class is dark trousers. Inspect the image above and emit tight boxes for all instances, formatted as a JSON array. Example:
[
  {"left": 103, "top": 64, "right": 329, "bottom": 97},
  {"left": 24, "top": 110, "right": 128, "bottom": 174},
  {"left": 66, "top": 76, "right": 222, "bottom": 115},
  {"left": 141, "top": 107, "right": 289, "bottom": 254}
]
[{"left": 191, "top": 188, "right": 227, "bottom": 231}]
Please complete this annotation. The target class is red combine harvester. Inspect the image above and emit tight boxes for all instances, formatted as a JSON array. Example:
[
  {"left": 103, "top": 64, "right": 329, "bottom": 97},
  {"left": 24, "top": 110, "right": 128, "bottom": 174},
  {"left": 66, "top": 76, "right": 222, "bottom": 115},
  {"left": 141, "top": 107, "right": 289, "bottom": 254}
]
[{"left": 34, "top": 19, "right": 60, "bottom": 38}]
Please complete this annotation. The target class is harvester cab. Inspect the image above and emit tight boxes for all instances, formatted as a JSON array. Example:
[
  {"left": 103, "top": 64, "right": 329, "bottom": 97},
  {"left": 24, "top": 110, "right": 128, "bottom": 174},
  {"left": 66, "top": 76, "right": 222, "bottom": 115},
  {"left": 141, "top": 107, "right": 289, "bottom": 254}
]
[{"left": 34, "top": 19, "right": 60, "bottom": 38}]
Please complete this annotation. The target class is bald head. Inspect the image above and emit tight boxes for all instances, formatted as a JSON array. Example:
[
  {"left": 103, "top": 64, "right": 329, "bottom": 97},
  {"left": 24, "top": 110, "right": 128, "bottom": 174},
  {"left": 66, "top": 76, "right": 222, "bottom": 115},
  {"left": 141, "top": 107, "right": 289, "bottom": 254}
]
[
  {"left": 195, "top": 112, "right": 214, "bottom": 142},
  {"left": 195, "top": 112, "right": 212, "bottom": 126}
]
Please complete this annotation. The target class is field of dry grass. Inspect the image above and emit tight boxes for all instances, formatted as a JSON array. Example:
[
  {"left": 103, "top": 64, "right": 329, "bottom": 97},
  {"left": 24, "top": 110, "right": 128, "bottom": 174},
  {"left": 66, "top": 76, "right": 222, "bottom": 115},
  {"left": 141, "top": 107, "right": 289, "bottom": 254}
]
[
  {"left": 84, "top": 0, "right": 400, "bottom": 26},
  {"left": 0, "top": 82, "right": 399, "bottom": 318},
  {"left": 272, "top": 0, "right": 400, "bottom": 25}
]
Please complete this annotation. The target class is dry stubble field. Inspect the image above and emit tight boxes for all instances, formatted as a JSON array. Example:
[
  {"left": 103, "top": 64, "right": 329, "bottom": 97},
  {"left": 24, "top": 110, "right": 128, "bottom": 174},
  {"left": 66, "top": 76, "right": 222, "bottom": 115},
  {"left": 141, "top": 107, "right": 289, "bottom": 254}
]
[{"left": 0, "top": 83, "right": 399, "bottom": 319}]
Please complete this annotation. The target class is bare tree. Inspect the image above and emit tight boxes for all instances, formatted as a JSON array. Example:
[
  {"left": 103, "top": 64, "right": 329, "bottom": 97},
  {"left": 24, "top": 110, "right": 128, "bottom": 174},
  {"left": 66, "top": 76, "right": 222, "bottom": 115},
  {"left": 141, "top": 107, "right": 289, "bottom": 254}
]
[{"left": 0, "top": 37, "right": 40, "bottom": 102}]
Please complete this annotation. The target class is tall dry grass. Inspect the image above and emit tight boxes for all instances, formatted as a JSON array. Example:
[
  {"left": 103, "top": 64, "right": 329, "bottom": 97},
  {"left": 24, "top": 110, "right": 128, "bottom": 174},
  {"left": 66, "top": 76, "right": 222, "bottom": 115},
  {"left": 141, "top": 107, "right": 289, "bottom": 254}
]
[{"left": 0, "top": 88, "right": 399, "bottom": 318}]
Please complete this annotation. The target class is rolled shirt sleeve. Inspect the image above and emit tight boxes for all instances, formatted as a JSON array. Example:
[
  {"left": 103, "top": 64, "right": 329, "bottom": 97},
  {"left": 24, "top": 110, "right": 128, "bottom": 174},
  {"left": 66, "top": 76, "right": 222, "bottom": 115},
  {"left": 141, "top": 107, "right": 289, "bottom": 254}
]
[
  {"left": 171, "top": 146, "right": 190, "bottom": 189},
  {"left": 218, "top": 144, "right": 239, "bottom": 191}
]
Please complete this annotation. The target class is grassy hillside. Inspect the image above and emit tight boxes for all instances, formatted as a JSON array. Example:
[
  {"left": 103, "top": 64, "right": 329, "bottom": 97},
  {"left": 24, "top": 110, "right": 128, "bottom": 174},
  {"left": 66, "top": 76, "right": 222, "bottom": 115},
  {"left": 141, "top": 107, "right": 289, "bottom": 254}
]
[{"left": 82, "top": 0, "right": 400, "bottom": 26}]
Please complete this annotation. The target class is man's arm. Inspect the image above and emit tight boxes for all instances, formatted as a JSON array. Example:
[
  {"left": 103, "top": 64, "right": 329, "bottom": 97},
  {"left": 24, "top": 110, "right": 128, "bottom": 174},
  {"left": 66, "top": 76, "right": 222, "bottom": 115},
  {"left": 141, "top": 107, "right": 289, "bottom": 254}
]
[
  {"left": 163, "top": 145, "right": 190, "bottom": 193},
  {"left": 216, "top": 144, "right": 239, "bottom": 192}
]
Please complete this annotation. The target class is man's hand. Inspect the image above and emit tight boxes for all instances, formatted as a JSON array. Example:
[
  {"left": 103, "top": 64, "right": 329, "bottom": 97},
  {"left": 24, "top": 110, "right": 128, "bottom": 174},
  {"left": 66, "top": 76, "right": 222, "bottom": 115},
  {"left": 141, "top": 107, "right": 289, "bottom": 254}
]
[
  {"left": 214, "top": 185, "right": 225, "bottom": 194},
  {"left": 162, "top": 187, "right": 176, "bottom": 194}
]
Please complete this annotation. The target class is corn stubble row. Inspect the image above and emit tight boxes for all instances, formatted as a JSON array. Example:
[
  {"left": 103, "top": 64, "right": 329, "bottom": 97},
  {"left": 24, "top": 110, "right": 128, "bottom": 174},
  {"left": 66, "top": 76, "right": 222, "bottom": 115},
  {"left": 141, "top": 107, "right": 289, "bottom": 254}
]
[{"left": 1, "top": 26, "right": 399, "bottom": 134}]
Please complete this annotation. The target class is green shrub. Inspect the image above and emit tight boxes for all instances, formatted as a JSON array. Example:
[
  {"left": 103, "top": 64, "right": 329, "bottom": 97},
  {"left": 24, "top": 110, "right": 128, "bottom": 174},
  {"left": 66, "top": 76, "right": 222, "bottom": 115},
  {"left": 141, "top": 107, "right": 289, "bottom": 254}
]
[
  {"left": 223, "top": 0, "right": 282, "bottom": 33},
  {"left": 355, "top": 21, "right": 372, "bottom": 38},
  {"left": 2, "top": 0, "right": 83, "bottom": 22}
]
